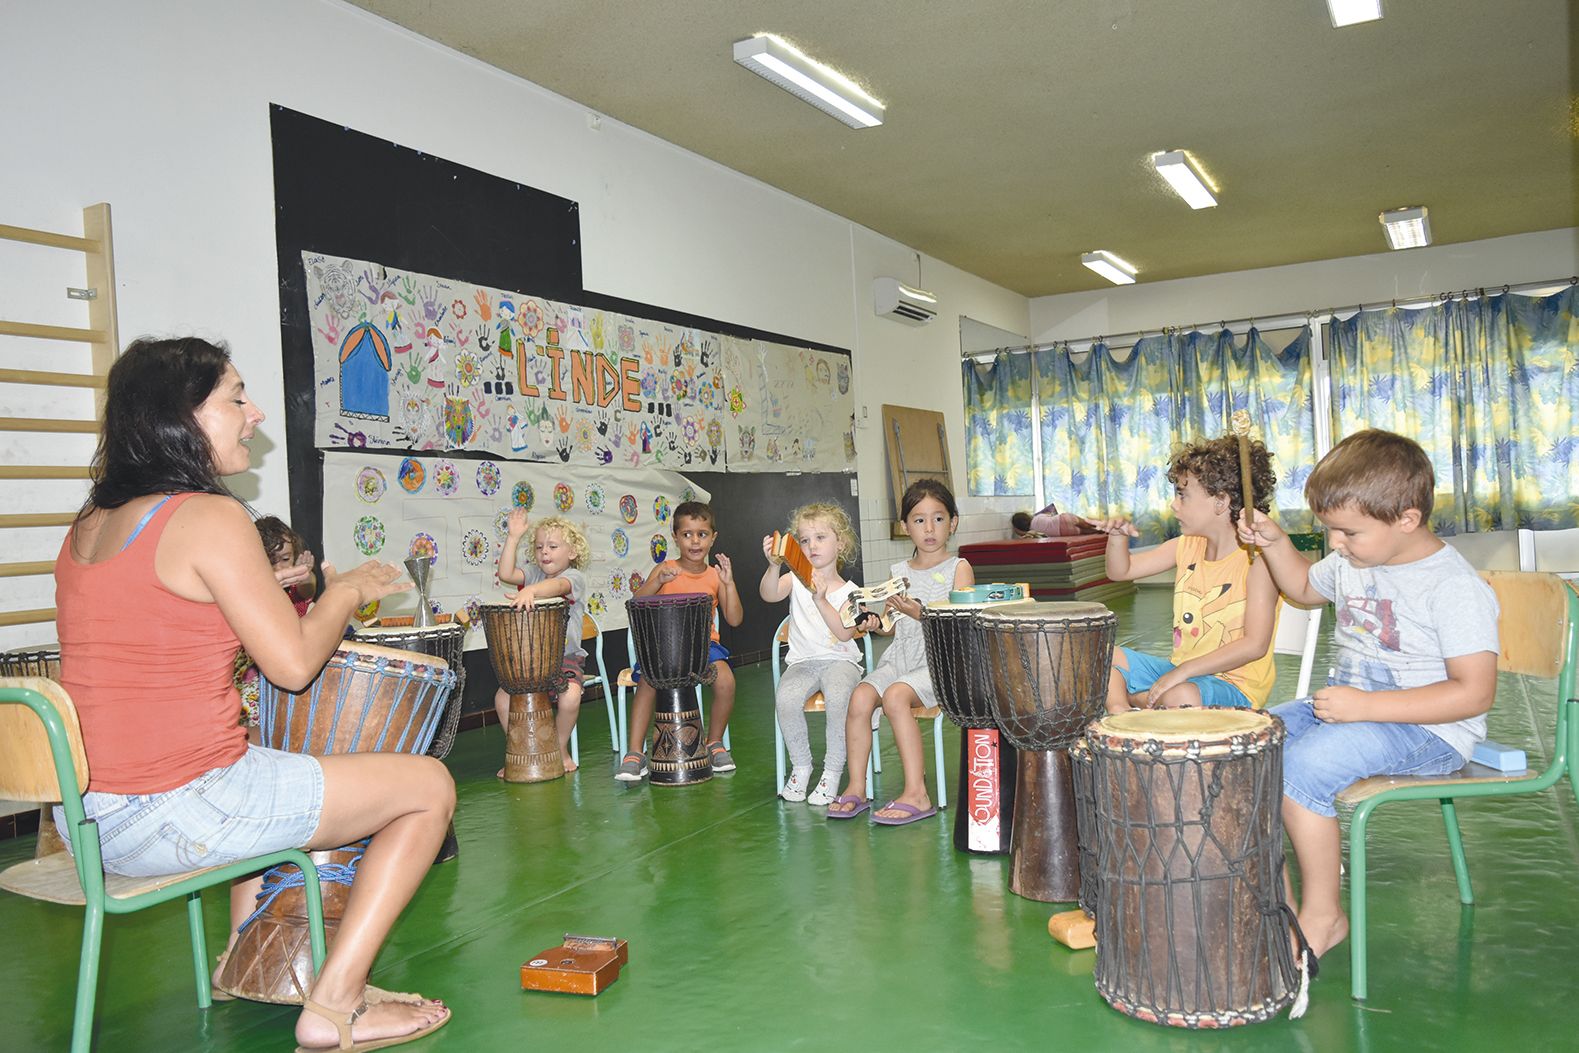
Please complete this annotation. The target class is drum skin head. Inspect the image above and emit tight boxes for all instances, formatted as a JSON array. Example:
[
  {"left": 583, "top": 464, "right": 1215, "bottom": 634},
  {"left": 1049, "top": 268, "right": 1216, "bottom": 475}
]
[
  {"left": 975, "top": 599, "right": 1111, "bottom": 622},
  {"left": 1095, "top": 708, "right": 1269, "bottom": 742}
]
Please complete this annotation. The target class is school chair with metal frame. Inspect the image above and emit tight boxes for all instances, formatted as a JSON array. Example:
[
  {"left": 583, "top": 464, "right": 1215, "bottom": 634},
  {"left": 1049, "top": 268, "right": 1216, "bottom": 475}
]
[
  {"left": 1272, "top": 598, "right": 1324, "bottom": 700},
  {"left": 616, "top": 608, "right": 730, "bottom": 756},
  {"left": 572, "top": 613, "right": 619, "bottom": 765},
  {"left": 770, "top": 616, "right": 876, "bottom": 792},
  {"left": 0, "top": 677, "right": 327, "bottom": 1053},
  {"left": 1334, "top": 572, "right": 1579, "bottom": 1001}
]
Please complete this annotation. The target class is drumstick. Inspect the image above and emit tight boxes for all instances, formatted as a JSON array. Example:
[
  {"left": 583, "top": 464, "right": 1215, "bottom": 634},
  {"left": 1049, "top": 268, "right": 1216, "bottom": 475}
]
[{"left": 1230, "top": 410, "right": 1256, "bottom": 561}]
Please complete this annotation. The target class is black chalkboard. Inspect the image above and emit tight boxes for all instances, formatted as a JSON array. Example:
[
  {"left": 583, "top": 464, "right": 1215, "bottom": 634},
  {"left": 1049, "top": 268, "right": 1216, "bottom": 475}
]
[{"left": 269, "top": 106, "right": 855, "bottom": 714}]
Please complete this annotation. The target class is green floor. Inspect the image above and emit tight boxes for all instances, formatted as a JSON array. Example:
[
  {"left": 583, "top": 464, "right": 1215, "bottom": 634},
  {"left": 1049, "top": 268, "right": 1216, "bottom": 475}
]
[{"left": 4, "top": 588, "right": 1578, "bottom": 1051}]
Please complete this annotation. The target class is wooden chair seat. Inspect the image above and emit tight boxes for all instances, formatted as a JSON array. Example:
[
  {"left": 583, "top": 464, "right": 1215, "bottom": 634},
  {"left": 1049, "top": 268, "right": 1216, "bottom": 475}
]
[
  {"left": 1337, "top": 763, "right": 1535, "bottom": 808},
  {"left": 0, "top": 853, "right": 229, "bottom": 906},
  {"left": 617, "top": 668, "right": 637, "bottom": 689}
]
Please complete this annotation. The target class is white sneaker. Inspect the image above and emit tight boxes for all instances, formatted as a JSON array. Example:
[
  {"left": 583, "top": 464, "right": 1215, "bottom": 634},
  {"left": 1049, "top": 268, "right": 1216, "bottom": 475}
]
[
  {"left": 780, "top": 767, "right": 811, "bottom": 802},
  {"left": 806, "top": 770, "right": 838, "bottom": 806}
]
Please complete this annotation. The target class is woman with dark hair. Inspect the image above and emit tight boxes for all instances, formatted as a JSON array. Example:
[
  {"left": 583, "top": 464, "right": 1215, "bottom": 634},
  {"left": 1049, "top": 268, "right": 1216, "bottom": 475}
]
[{"left": 54, "top": 337, "right": 451, "bottom": 1050}]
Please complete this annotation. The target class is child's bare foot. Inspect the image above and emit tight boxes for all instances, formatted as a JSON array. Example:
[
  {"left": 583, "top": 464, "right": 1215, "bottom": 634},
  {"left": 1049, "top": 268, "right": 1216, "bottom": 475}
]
[
  {"left": 563, "top": 757, "right": 578, "bottom": 773},
  {"left": 496, "top": 766, "right": 505, "bottom": 779},
  {"left": 295, "top": 993, "right": 449, "bottom": 1049},
  {"left": 1298, "top": 909, "right": 1350, "bottom": 960}
]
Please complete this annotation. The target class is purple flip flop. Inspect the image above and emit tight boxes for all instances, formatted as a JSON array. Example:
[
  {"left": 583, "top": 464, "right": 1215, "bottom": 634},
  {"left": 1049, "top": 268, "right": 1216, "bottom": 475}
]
[
  {"left": 826, "top": 794, "right": 870, "bottom": 820},
  {"left": 871, "top": 800, "right": 938, "bottom": 827}
]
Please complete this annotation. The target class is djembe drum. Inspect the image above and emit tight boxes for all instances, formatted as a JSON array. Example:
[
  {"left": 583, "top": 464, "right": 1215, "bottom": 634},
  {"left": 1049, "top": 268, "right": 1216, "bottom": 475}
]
[
  {"left": 1082, "top": 709, "right": 1298, "bottom": 1027},
  {"left": 349, "top": 621, "right": 469, "bottom": 861},
  {"left": 626, "top": 593, "right": 716, "bottom": 786},
  {"left": 215, "top": 642, "right": 455, "bottom": 1004},
  {"left": 976, "top": 601, "right": 1116, "bottom": 902},
  {"left": 920, "top": 602, "right": 1019, "bottom": 855},
  {"left": 481, "top": 599, "right": 570, "bottom": 783},
  {"left": 0, "top": 647, "right": 68, "bottom": 859}
]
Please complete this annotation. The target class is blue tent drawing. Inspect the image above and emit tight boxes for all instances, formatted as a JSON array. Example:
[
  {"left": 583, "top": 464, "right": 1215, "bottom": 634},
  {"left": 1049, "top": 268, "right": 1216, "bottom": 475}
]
[{"left": 339, "top": 322, "right": 392, "bottom": 421}]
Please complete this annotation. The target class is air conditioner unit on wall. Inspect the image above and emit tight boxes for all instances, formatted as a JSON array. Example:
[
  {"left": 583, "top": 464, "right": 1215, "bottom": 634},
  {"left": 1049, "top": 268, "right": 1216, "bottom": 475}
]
[{"left": 873, "top": 276, "right": 938, "bottom": 325}]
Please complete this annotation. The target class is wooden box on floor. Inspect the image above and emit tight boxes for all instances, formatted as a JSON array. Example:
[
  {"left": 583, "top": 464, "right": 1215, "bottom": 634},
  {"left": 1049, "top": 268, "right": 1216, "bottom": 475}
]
[{"left": 521, "top": 935, "right": 629, "bottom": 995}]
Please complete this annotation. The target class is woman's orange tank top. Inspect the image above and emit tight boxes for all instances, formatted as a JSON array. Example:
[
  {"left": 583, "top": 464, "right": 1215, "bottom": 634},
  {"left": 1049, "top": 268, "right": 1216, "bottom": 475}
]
[{"left": 54, "top": 493, "right": 248, "bottom": 793}]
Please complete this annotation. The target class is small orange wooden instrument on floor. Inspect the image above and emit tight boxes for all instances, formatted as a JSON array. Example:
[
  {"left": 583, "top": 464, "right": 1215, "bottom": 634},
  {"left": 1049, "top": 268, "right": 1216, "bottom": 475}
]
[{"left": 521, "top": 934, "right": 630, "bottom": 995}]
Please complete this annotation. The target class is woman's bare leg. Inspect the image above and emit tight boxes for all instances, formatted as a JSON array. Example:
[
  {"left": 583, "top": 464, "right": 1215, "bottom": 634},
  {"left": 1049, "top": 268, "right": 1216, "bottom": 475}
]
[{"left": 293, "top": 752, "right": 454, "bottom": 1048}]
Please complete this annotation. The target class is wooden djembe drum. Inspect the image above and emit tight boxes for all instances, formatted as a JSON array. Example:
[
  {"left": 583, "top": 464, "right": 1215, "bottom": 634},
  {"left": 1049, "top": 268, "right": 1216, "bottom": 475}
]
[
  {"left": 1081, "top": 709, "right": 1299, "bottom": 1027},
  {"left": 920, "top": 602, "right": 1019, "bottom": 855},
  {"left": 976, "top": 600, "right": 1116, "bottom": 903},
  {"left": 482, "top": 599, "right": 571, "bottom": 783},
  {"left": 215, "top": 642, "right": 455, "bottom": 1004},
  {"left": 626, "top": 593, "right": 716, "bottom": 786}
]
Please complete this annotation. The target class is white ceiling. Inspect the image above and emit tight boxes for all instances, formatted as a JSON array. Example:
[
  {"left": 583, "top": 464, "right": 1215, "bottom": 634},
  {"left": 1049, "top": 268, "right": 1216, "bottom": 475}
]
[{"left": 349, "top": 0, "right": 1578, "bottom": 297}]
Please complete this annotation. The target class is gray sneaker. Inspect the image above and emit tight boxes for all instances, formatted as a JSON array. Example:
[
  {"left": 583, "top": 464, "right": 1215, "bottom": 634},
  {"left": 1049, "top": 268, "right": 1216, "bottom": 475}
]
[
  {"left": 614, "top": 752, "right": 648, "bottom": 782},
  {"left": 707, "top": 742, "right": 736, "bottom": 773}
]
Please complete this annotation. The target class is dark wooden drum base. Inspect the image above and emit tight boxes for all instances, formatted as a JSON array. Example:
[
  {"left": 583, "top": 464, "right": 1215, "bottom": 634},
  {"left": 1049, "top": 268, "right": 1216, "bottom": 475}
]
[
  {"left": 952, "top": 728, "right": 1017, "bottom": 855},
  {"left": 504, "top": 691, "right": 564, "bottom": 782},
  {"left": 1009, "top": 748, "right": 1081, "bottom": 903},
  {"left": 648, "top": 687, "right": 710, "bottom": 786}
]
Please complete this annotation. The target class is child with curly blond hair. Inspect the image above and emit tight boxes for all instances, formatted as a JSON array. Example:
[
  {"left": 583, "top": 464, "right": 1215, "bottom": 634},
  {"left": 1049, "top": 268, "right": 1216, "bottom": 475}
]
[
  {"left": 1086, "top": 433, "right": 1281, "bottom": 712},
  {"left": 496, "top": 509, "right": 592, "bottom": 773},
  {"left": 759, "top": 502, "right": 865, "bottom": 804}
]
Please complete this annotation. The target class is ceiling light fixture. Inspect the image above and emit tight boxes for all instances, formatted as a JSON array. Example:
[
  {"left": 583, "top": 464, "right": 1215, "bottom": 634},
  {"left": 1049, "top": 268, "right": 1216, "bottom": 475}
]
[
  {"left": 732, "top": 34, "right": 885, "bottom": 129},
  {"left": 1379, "top": 206, "right": 1431, "bottom": 250},
  {"left": 1081, "top": 251, "right": 1138, "bottom": 286},
  {"left": 1150, "top": 150, "right": 1218, "bottom": 209},
  {"left": 1326, "top": 0, "right": 1383, "bottom": 27}
]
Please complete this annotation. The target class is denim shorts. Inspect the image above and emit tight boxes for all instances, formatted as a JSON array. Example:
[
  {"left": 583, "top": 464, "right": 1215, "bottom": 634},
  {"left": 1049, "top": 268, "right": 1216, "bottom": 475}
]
[
  {"left": 1118, "top": 647, "right": 1252, "bottom": 709},
  {"left": 1271, "top": 698, "right": 1465, "bottom": 817},
  {"left": 55, "top": 746, "right": 325, "bottom": 878},
  {"left": 632, "top": 641, "right": 730, "bottom": 682}
]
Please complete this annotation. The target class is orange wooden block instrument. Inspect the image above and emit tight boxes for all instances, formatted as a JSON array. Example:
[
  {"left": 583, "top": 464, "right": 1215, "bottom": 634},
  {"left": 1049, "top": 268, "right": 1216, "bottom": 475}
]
[
  {"left": 771, "top": 531, "right": 815, "bottom": 589},
  {"left": 521, "top": 934, "right": 630, "bottom": 995}
]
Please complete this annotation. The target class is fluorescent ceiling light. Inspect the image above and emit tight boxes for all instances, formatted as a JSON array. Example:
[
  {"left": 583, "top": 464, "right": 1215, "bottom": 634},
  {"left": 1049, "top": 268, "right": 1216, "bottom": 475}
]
[
  {"left": 732, "top": 34, "right": 885, "bottom": 129},
  {"left": 1150, "top": 150, "right": 1217, "bottom": 209},
  {"left": 1379, "top": 206, "right": 1431, "bottom": 250},
  {"left": 1081, "top": 251, "right": 1138, "bottom": 286},
  {"left": 1327, "top": 0, "right": 1382, "bottom": 27}
]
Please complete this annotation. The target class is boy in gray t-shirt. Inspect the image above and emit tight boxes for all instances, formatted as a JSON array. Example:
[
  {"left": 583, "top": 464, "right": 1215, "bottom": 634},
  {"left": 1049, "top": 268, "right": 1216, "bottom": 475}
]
[
  {"left": 495, "top": 510, "right": 592, "bottom": 773},
  {"left": 1240, "top": 430, "right": 1500, "bottom": 975}
]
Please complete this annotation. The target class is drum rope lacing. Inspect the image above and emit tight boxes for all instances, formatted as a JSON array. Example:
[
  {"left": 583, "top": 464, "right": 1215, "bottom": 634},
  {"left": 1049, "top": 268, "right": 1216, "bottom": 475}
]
[{"left": 238, "top": 842, "right": 368, "bottom": 933}]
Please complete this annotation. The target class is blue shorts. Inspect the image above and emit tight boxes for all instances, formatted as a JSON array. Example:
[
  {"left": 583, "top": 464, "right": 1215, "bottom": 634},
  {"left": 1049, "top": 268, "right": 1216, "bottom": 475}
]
[
  {"left": 632, "top": 641, "right": 730, "bottom": 682},
  {"left": 1271, "top": 699, "right": 1465, "bottom": 817},
  {"left": 1118, "top": 647, "right": 1252, "bottom": 709},
  {"left": 55, "top": 746, "right": 324, "bottom": 878}
]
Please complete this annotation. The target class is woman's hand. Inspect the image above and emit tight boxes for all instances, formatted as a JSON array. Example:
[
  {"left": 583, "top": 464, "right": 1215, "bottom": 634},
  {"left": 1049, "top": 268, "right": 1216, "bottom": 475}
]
[
  {"left": 273, "top": 561, "right": 313, "bottom": 590},
  {"left": 321, "top": 559, "right": 412, "bottom": 607}
]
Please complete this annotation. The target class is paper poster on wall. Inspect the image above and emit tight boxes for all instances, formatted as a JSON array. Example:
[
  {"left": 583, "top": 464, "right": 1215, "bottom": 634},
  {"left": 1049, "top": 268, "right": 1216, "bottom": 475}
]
[
  {"left": 719, "top": 335, "right": 855, "bottom": 473},
  {"left": 323, "top": 450, "right": 709, "bottom": 640},
  {"left": 305, "top": 252, "right": 728, "bottom": 471}
]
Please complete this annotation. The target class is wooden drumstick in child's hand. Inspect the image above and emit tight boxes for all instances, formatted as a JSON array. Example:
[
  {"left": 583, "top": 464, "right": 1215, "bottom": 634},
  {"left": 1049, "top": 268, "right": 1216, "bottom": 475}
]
[{"left": 1230, "top": 410, "right": 1256, "bottom": 561}]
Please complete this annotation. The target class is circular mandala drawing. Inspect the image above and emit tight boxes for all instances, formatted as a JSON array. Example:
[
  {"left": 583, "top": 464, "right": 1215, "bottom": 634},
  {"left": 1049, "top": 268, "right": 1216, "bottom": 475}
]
[
  {"left": 464, "top": 595, "right": 483, "bottom": 625},
  {"left": 355, "top": 466, "right": 386, "bottom": 504},
  {"left": 512, "top": 481, "right": 535, "bottom": 511},
  {"left": 397, "top": 458, "right": 425, "bottom": 493},
  {"left": 408, "top": 532, "right": 438, "bottom": 565},
  {"left": 494, "top": 507, "right": 513, "bottom": 541},
  {"left": 609, "top": 571, "right": 626, "bottom": 595},
  {"left": 433, "top": 459, "right": 459, "bottom": 497},
  {"left": 681, "top": 486, "right": 698, "bottom": 504},
  {"left": 476, "top": 460, "right": 502, "bottom": 496},
  {"left": 355, "top": 599, "right": 380, "bottom": 622},
  {"left": 584, "top": 483, "right": 606, "bottom": 514},
  {"left": 553, "top": 482, "right": 573, "bottom": 512},
  {"left": 650, "top": 534, "right": 668, "bottom": 563},
  {"left": 619, "top": 494, "right": 638, "bottom": 524},
  {"left": 353, "top": 515, "right": 385, "bottom": 556},
  {"left": 461, "top": 529, "right": 490, "bottom": 567},
  {"left": 611, "top": 529, "right": 630, "bottom": 559},
  {"left": 653, "top": 495, "right": 671, "bottom": 523},
  {"left": 705, "top": 418, "right": 723, "bottom": 449},
  {"left": 628, "top": 571, "right": 645, "bottom": 594},
  {"left": 587, "top": 592, "right": 607, "bottom": 617}
]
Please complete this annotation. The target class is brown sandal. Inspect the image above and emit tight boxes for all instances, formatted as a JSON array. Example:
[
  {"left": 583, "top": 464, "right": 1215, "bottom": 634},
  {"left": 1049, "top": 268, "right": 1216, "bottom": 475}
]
[{"left": 293, "top": 994, "right": 450, "bottom": 1052}]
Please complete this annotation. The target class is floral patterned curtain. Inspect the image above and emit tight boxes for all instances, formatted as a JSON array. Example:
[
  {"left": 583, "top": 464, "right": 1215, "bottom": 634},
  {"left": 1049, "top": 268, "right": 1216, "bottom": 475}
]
[
  {"left": 1325, "top": 286, "right": 1579, "bottom": 533},
  {"left": 962, "top": 352, "right": 1035, "bottom": 495},
  {"left": 1035, "top": 328, "right": 1316, "bottom": 543}
]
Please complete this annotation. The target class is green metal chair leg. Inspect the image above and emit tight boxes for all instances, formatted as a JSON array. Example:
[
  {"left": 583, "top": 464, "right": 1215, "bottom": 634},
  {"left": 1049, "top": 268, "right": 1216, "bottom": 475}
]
[
  {"left": 1349, "top": 803, "right": 1371, "bottom": 1001},
  {"left": 1440, "top": 799, "right": 1474, "bottom": 905},
  {"left": 303, "top": 856, "right": 328, "bottom": 972},
  {"left": 187, "top": 891, "right": 211, "bottom": 1009},
  {"left": 73, "top": 902, "right": 104, "bottom": 1053}
]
